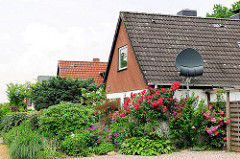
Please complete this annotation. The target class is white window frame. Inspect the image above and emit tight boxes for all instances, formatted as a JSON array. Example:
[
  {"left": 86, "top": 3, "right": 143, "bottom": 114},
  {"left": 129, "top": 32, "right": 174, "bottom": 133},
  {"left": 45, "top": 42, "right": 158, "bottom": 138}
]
[{"left": 118, "top": 45, "right": 128, "bottom": 71}]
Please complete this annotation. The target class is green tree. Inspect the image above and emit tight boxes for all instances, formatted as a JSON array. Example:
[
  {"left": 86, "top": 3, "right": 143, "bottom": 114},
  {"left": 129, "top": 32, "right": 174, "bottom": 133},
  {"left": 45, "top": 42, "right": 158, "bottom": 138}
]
[
  {"left": 206, "top": 1, "right": 240, "bottom": 18},
  {"left": 31, "top": 76, "right": 99, "bottom": 110},
  {"left": 6, "top": 82, "right": 32, "bottom": 109}
]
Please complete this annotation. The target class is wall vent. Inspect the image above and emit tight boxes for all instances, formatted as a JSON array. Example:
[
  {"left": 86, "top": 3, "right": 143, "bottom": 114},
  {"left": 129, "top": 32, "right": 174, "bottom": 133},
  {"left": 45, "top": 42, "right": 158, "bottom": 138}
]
[{"left": 238, "top": 42, "right": 240, "bottom": 47}]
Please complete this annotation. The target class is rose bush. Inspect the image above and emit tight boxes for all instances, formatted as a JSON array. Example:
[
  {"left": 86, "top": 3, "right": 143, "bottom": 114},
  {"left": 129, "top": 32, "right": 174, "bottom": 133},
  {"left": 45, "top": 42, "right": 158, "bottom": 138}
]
[
  {"left": 202, "top": 90, "right": 230, "bottom": 149},
  {"left": 118, "top": 81, "right": 181, "bottom": 124}
]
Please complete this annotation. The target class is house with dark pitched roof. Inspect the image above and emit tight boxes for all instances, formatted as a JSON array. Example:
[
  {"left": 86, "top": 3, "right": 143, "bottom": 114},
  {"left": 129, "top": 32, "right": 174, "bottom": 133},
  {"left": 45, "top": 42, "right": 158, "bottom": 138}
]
[
  {"left": 57, "top": 58, "right": 107, "bottom": 85},
  {"left": 104, "top": 10, "right": 240, "bottom": 104}
]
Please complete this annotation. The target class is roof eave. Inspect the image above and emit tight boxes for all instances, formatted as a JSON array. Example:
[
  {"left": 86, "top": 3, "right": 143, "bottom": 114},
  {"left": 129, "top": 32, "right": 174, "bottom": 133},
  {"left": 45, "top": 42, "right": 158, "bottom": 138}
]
[
  {"left": 148, "top": 82, "right": 239, "bottom": 88},
  {"left": 103, "top": 16, "right": 122, "bottom": 83}
]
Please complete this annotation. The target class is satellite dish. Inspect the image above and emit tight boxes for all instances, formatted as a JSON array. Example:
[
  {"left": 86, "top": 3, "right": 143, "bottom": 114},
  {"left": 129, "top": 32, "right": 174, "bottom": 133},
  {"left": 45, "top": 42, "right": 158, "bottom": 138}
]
[
  {"left": 175, "top": 48, "right": 203, "bottom": 77},
  {"left": 175, "top": 48, "right": 204, "bottom": 97}
]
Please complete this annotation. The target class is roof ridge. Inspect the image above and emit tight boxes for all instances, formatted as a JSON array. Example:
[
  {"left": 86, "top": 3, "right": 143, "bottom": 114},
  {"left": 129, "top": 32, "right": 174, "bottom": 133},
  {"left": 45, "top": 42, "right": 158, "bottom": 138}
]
[
  {"left": 120, "top": 11, "right": 240, "bottom": 22},
  {"left": 58, "top": 60, "right": 107, "bottom": 63}
]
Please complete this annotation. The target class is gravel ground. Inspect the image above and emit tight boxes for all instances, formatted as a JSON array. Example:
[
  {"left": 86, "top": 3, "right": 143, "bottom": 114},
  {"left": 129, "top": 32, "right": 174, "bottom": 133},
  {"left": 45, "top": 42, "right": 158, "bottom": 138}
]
[
  {"left": 76, "top": 150, "right": 240, "bottom": 159},
  {"left": 0, "top": 138, "right": 10, "bottom": 159}
]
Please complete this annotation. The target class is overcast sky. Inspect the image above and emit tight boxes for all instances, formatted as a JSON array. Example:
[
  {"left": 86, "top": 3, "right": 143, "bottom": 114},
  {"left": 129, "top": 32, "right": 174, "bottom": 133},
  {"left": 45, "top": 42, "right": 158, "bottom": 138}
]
[{"left": 0, "top": 0, "right": 237, "bottom": 103}]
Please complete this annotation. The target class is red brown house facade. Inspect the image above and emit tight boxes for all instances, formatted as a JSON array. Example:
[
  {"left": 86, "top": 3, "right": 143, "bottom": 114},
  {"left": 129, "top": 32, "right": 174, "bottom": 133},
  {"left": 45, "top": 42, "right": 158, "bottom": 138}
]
[{"left": 104, "top": 11, "right": 240, "bottom": 104}]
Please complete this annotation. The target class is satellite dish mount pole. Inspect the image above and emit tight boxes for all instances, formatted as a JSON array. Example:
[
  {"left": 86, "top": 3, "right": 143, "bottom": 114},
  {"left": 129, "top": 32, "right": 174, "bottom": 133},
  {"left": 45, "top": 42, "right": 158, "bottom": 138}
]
[{"left": 186, "top": 77, "right": 191, "bottom": 97}]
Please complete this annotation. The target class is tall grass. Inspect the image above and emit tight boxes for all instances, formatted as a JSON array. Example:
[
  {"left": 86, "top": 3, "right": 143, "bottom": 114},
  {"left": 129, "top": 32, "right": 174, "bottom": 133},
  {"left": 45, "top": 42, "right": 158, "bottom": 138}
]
[{"left": 4, "top": 120, "right": 43, "bottom": 159}]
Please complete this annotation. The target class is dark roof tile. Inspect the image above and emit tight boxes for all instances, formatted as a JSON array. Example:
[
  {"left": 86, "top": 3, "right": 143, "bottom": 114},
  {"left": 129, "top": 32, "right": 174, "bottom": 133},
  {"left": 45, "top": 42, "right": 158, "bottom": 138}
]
[{"left": 121, "top": 11, "right": 240, "bottom": 87}]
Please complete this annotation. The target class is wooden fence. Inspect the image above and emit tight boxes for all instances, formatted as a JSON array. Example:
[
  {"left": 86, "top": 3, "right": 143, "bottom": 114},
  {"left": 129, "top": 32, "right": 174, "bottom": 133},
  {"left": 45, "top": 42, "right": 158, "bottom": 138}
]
[{"left": 226, "top": 91, "right": 240, "bottom": 151}]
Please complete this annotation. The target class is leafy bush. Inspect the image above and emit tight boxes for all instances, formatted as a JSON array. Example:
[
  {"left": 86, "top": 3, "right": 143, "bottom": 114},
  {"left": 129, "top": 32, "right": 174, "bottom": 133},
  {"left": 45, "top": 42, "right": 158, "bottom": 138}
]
[
  {"left": 6, "top": 82, "right": 32, "bottom": 109},
  {"left": 39, "top": 102, "right": 95, "bottom": 140},
  {"left": 119, "top": 137, "right": 175, "bottom": 156},
  {"left": 0, "top": 103, "right": 11, "bottom": 125},
  {"left": 1, "top": 112, "right": 29, "bottom": 133},
  {"left": 93, "top": 142, "right": 113, "bottom": 155},
  {"left": 125, "top": 121, "right": 168, "bottom": 140},
  {"left": 31, "top": 76, "right": 99, "bottom": 110},
  {"left": 202, "top": 90, "right": 230, "bottom": 149},
  {"left": 61, "top": 131, "right": 94, "bottom": 157},
  {"left": 81, "top": 87, "right": 106, "bottom": 107},
  {"left": 168, "top": 95, "right": 205, "bottom": 148},
  {"left": 28, "top": 111, "right": 42, "bottom": 130},
  {"left": 3, "top": 120, "right": 43, "bottom": 159}
]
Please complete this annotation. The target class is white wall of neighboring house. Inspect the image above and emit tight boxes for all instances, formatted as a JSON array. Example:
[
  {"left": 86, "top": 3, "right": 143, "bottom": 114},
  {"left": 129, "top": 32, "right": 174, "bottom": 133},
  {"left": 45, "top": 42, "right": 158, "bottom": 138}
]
[
  {"left": 106, "top": 88, "right": 240, "bottom": 106},
  {"left": 174, "top": 89, "right": 208, "bottom": 104},
  {"left": 106, "top": 89, "right": 145, "bottom": 107},
  {"left": 210, "top": 92, "right": 240, "bottom": 102}
]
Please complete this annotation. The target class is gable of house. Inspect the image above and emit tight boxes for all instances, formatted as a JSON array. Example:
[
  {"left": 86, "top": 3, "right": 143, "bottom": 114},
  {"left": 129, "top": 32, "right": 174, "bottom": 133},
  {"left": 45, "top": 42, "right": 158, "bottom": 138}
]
[
  {"left": 105, "top": 21, "right": 147, "bottom": 94},
  {"left": 57, "top": 58, "right": 107, "bottom": 85},
  {"left": 105, "top": 11, "right": 240, "bottom": 89}
]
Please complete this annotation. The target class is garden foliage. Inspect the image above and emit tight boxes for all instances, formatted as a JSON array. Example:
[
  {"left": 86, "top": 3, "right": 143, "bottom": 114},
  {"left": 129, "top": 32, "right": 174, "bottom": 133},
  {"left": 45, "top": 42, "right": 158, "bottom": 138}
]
[
  {"left": 202, "top": 90, "right": 230, "bottom": 148},
  {"left": 31, "top": 76, "right": 99, "bottom": 110},
  {"left": 6, "top": 82, "right": 33, "bottom": 109},
  {"left": 168, "top": 95, "right": 205, "bottom": 148},
  {"left": 1, "top": 81, "right": 231, "bottom": 158},
  {"left": 39, "top": 102, "right": 96, "bottom": 140},
  {"left": 119, "top": 137, "right": 174, "bottom": 156},
  {"left": 4, "top": 120, "right": 43, "bottom": 159},
  {"left": 1, "top": 112, "right": 29, "bottom": 133},
  {"left": 0, "top": 103, "right": 11, "bottom": 125},
  {"left": 94, "top": 99, "right": 120, "bottom": 125}
]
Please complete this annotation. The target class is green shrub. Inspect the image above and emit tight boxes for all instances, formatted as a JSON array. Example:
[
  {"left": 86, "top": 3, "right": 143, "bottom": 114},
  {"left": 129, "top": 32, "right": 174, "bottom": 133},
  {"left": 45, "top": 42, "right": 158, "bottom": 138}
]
[
  {"left": 0, "top": 103, "right": 11, "bottom": 127},
  {"left": 169, "top": 95, "right": 205, "bottom": 148},
  {"left": 4, "top": 120, "right": 43, "bottom": 159},
  {"left": 28, "top": 111, "right": 42, "bottom": 130},
  {"left": 39, "top": 102, "right": 95, "bottom": 140},
  {"left": 31, "top": 76, "right": 99, "bottom": 110},
  {"left": 61, "top": 132, "right": 91, "bottom": 157},
  {"left": 119, "top": 137, "right": 175, "bottom": 156},
  {"left": 93, "top": 142, "right": 113, "bottom": 155},
  {"left": 1, "top": 112, "right": 29, "bottom": 133}
]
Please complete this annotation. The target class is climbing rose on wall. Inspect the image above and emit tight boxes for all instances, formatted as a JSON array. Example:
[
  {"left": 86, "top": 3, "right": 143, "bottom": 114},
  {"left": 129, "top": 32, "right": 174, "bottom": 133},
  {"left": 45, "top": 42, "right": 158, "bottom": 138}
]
[{"left": 202, "top": 89, "right": 230, "bottom": 149}]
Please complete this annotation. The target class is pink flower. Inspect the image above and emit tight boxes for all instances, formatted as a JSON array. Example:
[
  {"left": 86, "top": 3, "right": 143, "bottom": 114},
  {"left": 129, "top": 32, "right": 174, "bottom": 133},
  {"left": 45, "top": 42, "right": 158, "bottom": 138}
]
[
  {"left": 211, "top": 118, "right": 216, "bottom": 123},
  {"left": 211, "top": 134, "right": 215, "bottom": 136},
  {"left": 219, "top": 118, "right": 223, "bottom": 121},
  {"left": 205, "top": 128, "right": 208, "bottom": 130},
  {"left": 222, "top": 132, "right": 226, "bottom": 135},
  {"left": 224, "top": 138, "right": 227, "bottom": 141},
  {"left": 225, "top": 120, "right": 230, "bottom": 124},
  {"left": 215, "top": 132, "right": 219, "bottom": 135},
  {"left": 207, "top": 130, "right": 212, "bottom": 134},
  {"left": 203, "top": 111, "right": 211, "bottom": 118},
  {"left": 219, "top": 111, "right": 224, "bottom": 115},
  {"left": 209, "top": 106, "right": 212, "bottom": 109},
  {"left": 191, "top": 126, "right": 195, "bottom": 129}
]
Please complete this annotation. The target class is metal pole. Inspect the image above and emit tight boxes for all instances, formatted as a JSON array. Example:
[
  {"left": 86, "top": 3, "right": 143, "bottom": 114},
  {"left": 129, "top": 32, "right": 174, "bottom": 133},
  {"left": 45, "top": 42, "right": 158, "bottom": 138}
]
[
  {"left": 226, "top": 90, "right": 230, "bottom": 151},
  {"left": 186, "top": 77, "right": 191, "bottom": 97}
]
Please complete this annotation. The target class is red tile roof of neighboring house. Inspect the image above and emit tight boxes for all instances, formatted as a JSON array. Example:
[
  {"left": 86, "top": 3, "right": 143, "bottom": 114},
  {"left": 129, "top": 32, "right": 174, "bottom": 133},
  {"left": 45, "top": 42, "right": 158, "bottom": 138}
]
[{"left": 57, "top": 58, "right": 107, "bottom": 85}]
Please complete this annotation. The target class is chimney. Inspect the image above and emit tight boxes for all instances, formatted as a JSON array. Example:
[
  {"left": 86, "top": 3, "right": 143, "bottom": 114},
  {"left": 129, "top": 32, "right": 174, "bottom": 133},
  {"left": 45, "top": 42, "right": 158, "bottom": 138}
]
[
  {"left": 177, "top": 9, "right": 197, "bottom": 16},
  {"left": 93, "top": 58, "right": 100, "bottom": 62},
  {"left": 230, "top": 8, "right": 240, "bottom": 19}
]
